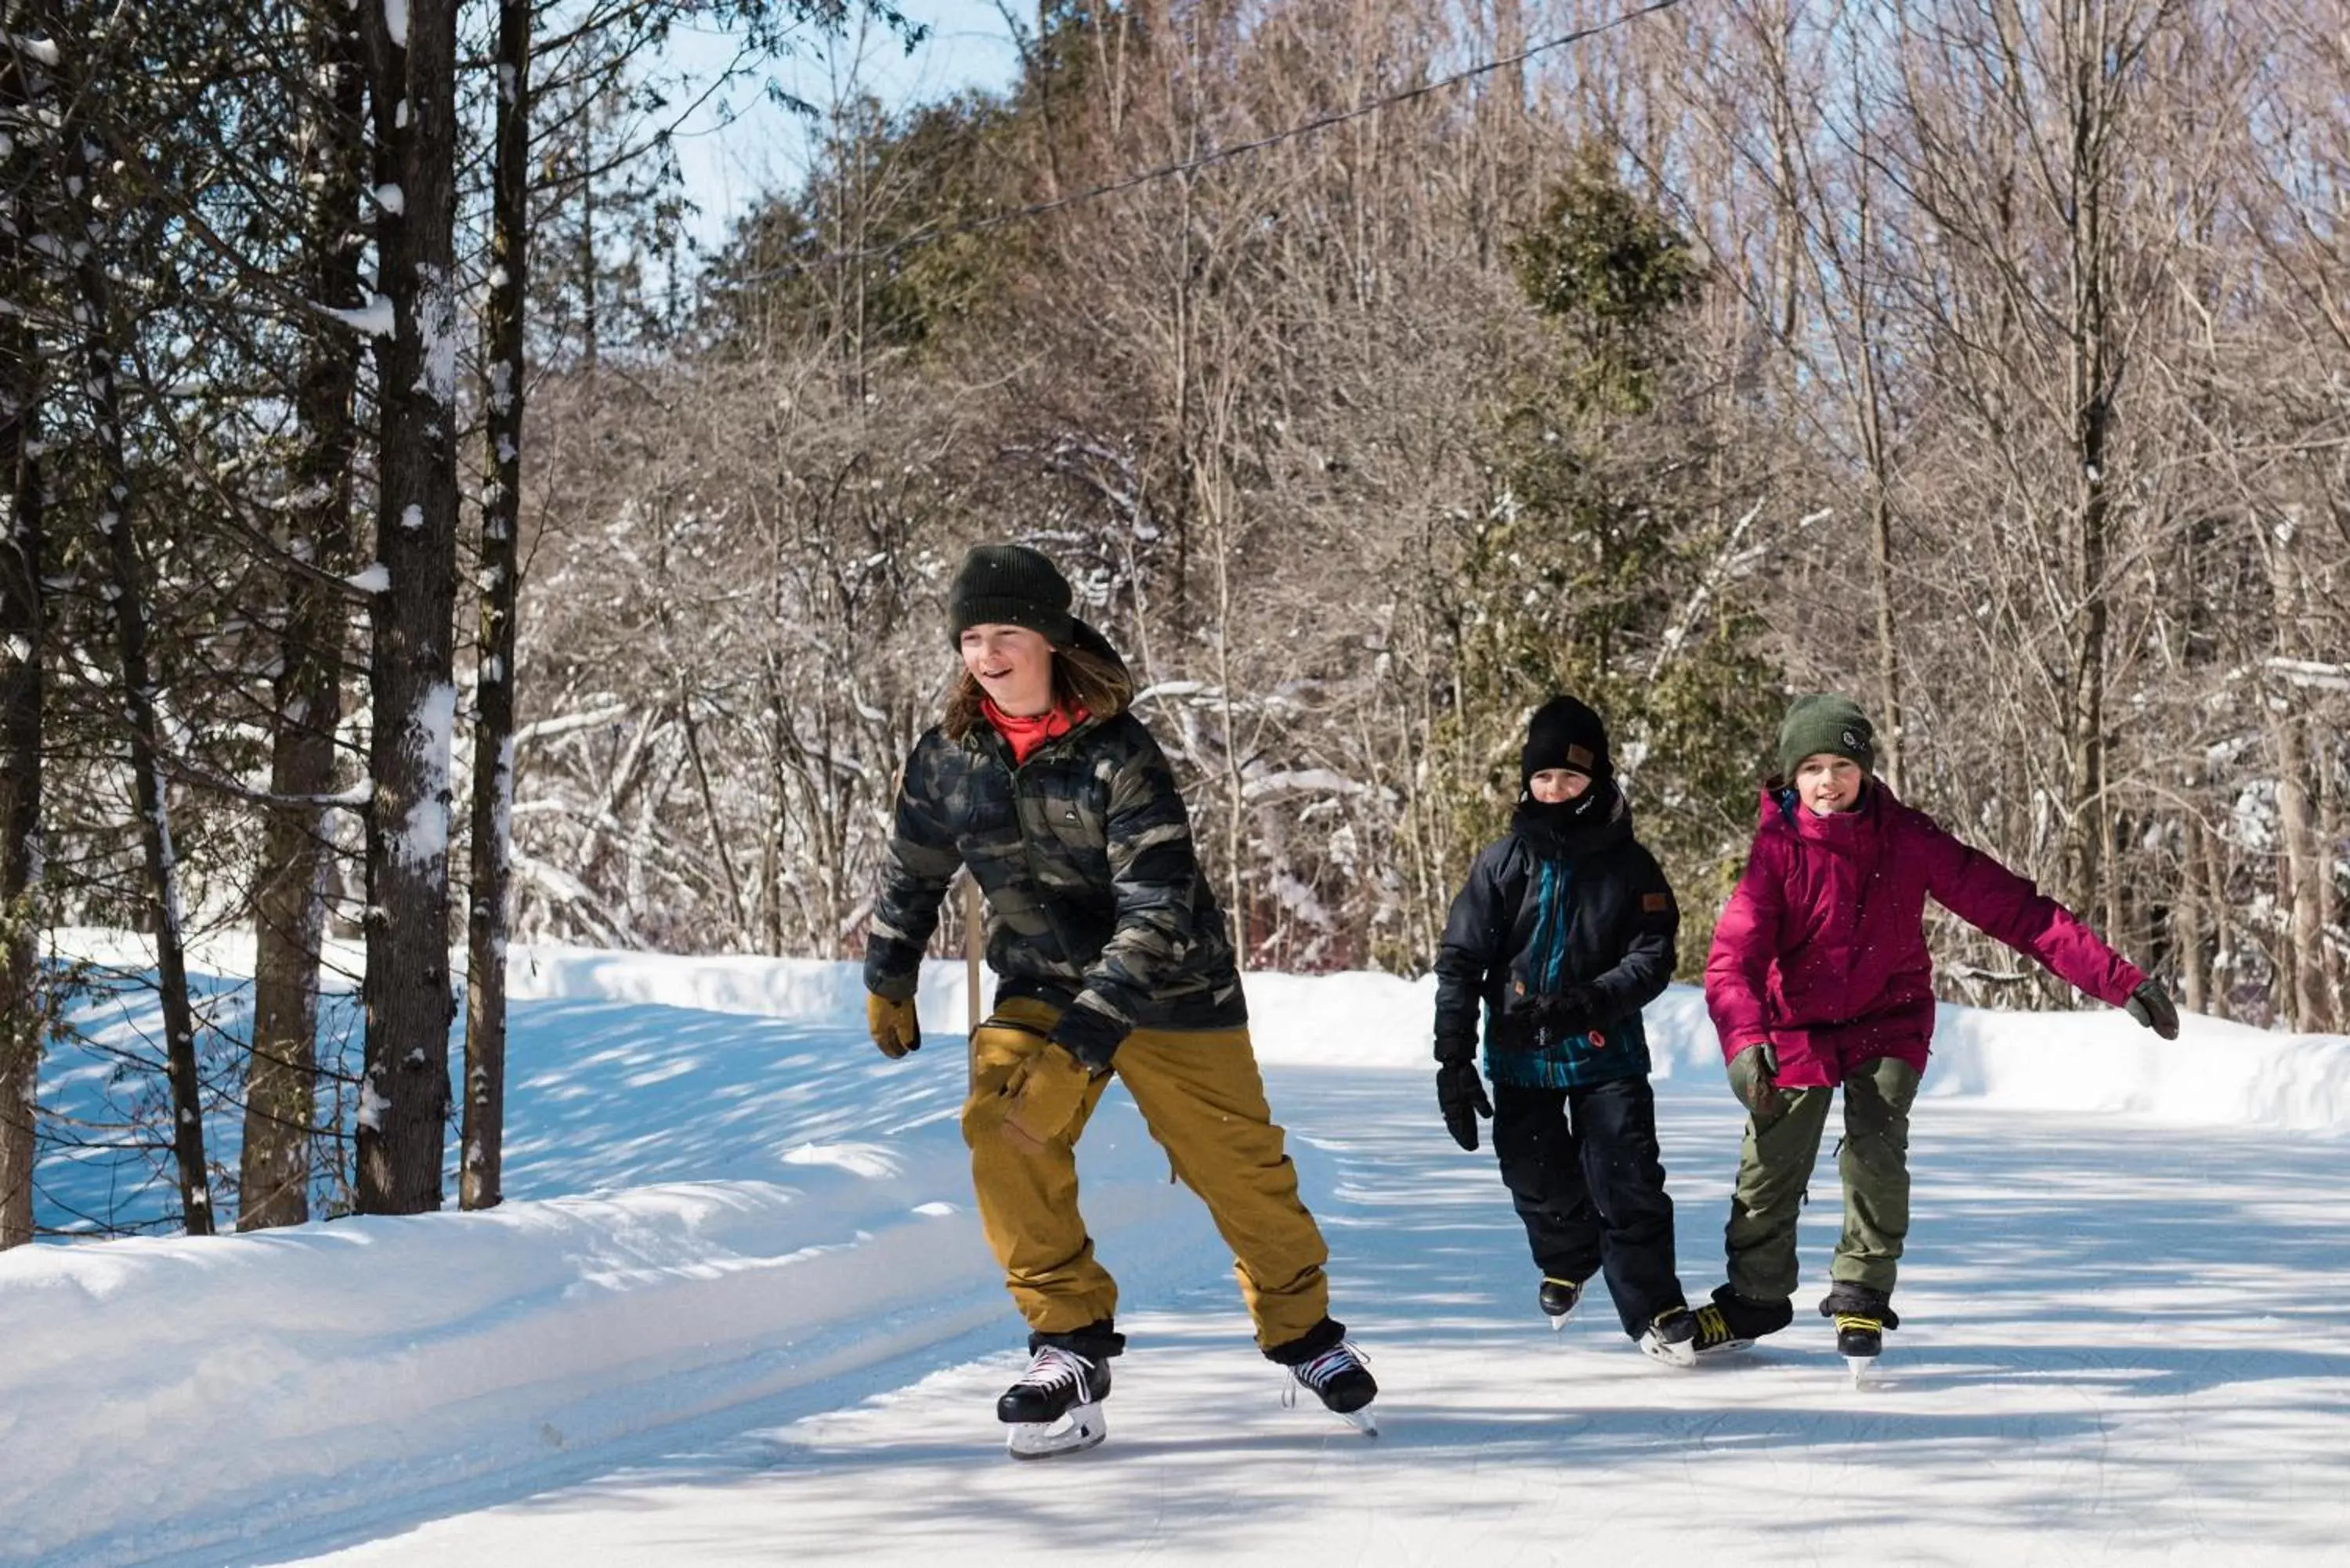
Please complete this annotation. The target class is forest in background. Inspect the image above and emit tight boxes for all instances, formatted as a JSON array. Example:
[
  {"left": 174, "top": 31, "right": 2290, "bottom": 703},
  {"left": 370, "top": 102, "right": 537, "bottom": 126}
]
[{"left": 1, "top": 0, "right": 2344, "bottom": 1238}]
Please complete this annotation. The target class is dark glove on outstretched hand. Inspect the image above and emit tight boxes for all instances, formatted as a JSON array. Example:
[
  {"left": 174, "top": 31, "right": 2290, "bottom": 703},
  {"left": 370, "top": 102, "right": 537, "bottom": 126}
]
[
  {"left": 1435, "top": 1058, "right": 1492, "bottom": 1151},
  {"left": 2124, "top": 978, "right": 2181, "bottom": 1040}
]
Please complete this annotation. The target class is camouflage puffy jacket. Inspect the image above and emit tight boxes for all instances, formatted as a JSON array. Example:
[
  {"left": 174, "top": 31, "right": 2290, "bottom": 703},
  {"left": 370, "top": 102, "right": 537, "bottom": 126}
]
[{"left": 864, "top": 709, "right": 1246, "bottom": 1066}]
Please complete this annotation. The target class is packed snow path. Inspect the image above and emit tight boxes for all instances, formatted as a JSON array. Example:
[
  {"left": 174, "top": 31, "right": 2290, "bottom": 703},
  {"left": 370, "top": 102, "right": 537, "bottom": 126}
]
[{"left": 285, "top": 1067, "right": 2348, "bottom": 1567}]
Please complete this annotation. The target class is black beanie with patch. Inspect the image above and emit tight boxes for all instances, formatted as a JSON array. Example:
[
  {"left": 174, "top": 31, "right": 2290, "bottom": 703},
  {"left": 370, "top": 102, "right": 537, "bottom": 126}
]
[
  {"left": 947, "top": 544, "right": 1076, "bottom": 646},
  {"left": 1520, "top": 695, "right": 1612, "bottom": 789}
]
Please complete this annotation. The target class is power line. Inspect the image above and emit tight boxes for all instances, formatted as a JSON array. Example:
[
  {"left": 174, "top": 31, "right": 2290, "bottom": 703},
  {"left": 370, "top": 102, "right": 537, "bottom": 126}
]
[{"left": 725, "top": 0, "right": 1688, "bottom": 284}]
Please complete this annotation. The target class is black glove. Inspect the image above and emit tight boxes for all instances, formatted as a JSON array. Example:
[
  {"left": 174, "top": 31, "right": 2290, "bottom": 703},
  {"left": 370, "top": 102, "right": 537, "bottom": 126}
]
[
  {"left": 1726, "top": 1042, "right": 1782, "bottom": 1118},
  {"left": 2124, "top": 978, "right": 2180, "bottom": 1041},
  {"left": 1534, "top": 985, "right": 1600, "bottom": 1036},
  {"left": 1435, "top": 1058, "right": 1493, "bottom": 1151},
  {"left": 1501, "top": 984, "right": 1598, "bottom": 1042}
]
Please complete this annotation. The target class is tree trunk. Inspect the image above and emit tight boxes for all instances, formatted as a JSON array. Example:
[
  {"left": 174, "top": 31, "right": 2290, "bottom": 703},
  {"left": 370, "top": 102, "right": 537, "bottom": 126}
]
[
  {"left": 463, "top": 0, "right": 530, "bottom": 1212},
  {"left": 66, "top": 125, "right": 215, "bottom": 1235},
  {"left": 358, "top": 0, "right": 462, "bottom": 1214},
  {"left": 2175, "top": 800, "right": 2208, "bottom": 1017},
  {"left": 2272, "top": 703, "right": 2324, "bottom": 1032},
  {"left": 2066, "top": 370, "right": 2113, "bottom": 931},
  {"left": 0, "top": 30, "right": 45, "bottom": 1245},
  {"left": 2204, "top": 782, "right": 2234, "bottom": 1021},
  {"left": 2321, "top": 725, "right": 2345, "bottom": 1029},
  {"left": 2265, "top": 531, "right": 2330, "bottom": 1033},
  {"left": 242, "top": 0, "right": 366, "bottom": 1231}
]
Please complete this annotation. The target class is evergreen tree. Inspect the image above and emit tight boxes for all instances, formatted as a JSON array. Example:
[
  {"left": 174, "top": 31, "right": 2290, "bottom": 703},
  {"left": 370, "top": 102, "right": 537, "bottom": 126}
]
[{"left": 1427, "top": 152, "right": 1782, "bottom": 968}]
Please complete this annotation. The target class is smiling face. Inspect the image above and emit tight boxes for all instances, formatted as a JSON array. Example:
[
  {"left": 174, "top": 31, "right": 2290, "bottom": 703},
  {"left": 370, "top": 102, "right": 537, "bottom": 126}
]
[
  {"left": 959, "top": 623, "right": 1057, "bottom": 717},
  {"left": 1794, "top": 753, "right": 1866, "bottom": 815},
  {"left": 1527, "top": 768, "right": 1593, "bottom": 805}
]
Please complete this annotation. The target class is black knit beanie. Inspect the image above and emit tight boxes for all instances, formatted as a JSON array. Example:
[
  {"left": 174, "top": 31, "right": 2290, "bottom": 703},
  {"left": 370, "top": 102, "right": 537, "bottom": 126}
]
[
  {"left": 1520, "top": 695, "right": 1611, "bottom": 789},
  {"left": 947, "top": 544, "right": 1076, "bottom": 646},
  {"left": 1776, "top": 694, "right": 1875, "bottom": 779}
]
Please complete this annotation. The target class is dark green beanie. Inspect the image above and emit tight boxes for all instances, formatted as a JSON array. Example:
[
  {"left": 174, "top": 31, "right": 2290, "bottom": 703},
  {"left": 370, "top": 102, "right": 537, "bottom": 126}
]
[
  {"left": 1777, "top": 694, "right": 1875, "bottom": 779},
  {"left": 947, "top": 544, "right": 1074, "bottom": 646}
]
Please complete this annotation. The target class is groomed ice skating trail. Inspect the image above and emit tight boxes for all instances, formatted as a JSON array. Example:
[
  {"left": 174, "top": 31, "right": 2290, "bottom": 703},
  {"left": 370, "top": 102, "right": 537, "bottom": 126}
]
[{"left": 6, "top": 948, "right": 2348, "bottom": 1566}]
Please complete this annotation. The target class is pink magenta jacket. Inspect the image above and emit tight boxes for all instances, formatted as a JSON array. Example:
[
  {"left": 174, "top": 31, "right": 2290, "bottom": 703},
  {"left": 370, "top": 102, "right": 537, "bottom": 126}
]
[{"left": 1705, "top": 782, "right": 2144, "bottom": 1088}]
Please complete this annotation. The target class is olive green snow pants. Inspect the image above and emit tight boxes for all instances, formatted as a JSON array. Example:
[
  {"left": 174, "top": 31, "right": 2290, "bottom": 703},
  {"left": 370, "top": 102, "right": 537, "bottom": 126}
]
[
  {"left": 963, "top": 996, "right": 1332, "bottom": 1353},
  {"left": 1723, "top": 1055, "right": 1921, "bottom": 1301}
]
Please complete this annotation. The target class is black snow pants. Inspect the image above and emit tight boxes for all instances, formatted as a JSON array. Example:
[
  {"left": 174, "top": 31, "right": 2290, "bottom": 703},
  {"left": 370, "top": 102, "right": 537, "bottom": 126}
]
[{"left": 1491, "top": 1075, "right": 1686, "bottom": 1337}]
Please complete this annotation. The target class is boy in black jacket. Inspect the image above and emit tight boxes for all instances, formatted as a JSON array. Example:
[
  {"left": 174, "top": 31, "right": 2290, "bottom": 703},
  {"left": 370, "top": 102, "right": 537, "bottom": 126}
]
[{"left": 1432, "top": 696, "right": 1700, "bottom": 1365}]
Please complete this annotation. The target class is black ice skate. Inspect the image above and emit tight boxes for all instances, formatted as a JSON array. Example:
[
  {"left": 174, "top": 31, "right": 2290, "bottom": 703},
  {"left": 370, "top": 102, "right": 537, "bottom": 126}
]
[
  {"left": 1689, "top": 1284, "right": 1794, "bottom": 1359},
  {"left": 1819, "top": 1284, "right": 1899, "bottom": 1388},
  {"left": 1283, "top": 1339, "right": 1379, "bottom": 1437},
  {"left": 1538, "top": 1275, "right": 1583, "bottom": 1331},
  {"left": 1638, "top": 1304, "right": 1701, "bottom": 1368},
  {"left": 998, "top": 1344, "right": 1111, "bottom": 1458}
]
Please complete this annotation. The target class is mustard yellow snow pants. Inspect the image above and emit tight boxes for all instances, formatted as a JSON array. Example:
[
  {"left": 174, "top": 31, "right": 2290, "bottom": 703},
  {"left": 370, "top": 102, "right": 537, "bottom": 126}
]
[{"left": 962, "top": 995, "right": 1331, "bottom": 1353}]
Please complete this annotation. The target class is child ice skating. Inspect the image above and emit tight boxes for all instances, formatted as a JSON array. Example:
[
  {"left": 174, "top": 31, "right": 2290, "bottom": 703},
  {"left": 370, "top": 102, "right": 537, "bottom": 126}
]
[
  {"left": 1433, "top": 696, "right": 1701, "bottom": 1365},
  {"left": 1698, "top": 695, "right": 2181, "bottom": 1378},
  {"left": 863, "top": 544, "right": 1376, "bottom": 1456}
]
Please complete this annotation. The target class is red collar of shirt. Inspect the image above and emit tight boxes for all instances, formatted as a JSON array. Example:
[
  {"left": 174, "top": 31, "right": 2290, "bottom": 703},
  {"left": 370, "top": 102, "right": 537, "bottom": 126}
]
[{"left": 982, "top": 698, "right": 1087, "bottom": 765}]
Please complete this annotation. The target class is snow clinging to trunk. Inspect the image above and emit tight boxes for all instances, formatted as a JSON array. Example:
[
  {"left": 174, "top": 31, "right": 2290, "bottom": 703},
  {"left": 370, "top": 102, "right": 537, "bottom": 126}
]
[{"left": 392, "top": 680, "right": 456, "bottom": 873}]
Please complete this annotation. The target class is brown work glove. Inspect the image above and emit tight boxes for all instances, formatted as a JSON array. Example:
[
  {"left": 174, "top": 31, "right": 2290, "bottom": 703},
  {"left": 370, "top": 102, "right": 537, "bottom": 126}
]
[
  {"left": 997, "top": 1046, "right": 1097, "bottom": 1151},
  {"left": 865, "top": 992, "right": 920, "bottom": 1059}
]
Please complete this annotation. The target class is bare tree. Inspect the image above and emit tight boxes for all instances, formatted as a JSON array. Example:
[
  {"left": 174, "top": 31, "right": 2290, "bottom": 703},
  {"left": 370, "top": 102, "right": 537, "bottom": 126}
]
[
  {"left": 0, "top": 14, "right": 49, "bottom": 1248},
  {"left": 357, "top": 0, "right": 463, "bottom": 1214},
  {"left": 242, "top": 0, "right": 368, "bottom": 1231},
  {"left": 64, "top": 107, "right": 215, "bottom": 1234}
]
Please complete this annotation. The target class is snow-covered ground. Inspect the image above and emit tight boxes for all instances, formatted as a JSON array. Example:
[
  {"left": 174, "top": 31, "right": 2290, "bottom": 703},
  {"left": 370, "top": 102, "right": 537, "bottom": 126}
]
[{"left": 5, "top": 947, "right": 2348, "bottom": 1566}]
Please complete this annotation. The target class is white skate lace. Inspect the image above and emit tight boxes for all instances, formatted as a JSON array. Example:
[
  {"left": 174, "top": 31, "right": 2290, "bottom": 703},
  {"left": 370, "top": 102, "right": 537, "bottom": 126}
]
[
  {"left": 1012, "top": 1345, "right": 1097, "bottom": 1404},
  {"left": 1281, "top": 1340, "right": 1368, "bottom": 1407}
]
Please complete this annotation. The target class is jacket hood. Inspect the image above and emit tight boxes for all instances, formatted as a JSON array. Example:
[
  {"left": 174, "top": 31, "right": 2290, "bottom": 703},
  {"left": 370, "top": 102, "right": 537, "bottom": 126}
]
[{"left": 1759, "top": 778, "right": 1897, "bottom": 839}]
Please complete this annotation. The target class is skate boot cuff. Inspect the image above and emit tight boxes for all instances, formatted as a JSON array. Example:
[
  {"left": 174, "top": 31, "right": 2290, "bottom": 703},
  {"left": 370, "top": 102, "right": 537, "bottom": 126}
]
[
  {"left": 1029, "top": 1319, "right": 1126, "bottom": 1360},
  {"left": 1263, "top": 1315, "right": 1350, "bottom": 1367},
  {"left": 1710, "top": 1283, "right": 1795, "bottom": 1338},
  {"left": 1817, "top": 1284, "right": 1899, "bottom": 1331}
]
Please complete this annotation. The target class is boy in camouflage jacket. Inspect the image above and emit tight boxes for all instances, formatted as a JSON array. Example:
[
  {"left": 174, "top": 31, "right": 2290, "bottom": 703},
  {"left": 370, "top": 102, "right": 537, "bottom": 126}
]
[{"left": 865, "top": 544, "right": 1375, "bottom": 1453}]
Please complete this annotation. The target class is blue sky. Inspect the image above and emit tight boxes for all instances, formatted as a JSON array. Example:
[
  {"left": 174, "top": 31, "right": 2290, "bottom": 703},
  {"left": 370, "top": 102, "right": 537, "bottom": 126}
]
[{"left": 663, "top": 0, "right": 1025, "bottom": 253}]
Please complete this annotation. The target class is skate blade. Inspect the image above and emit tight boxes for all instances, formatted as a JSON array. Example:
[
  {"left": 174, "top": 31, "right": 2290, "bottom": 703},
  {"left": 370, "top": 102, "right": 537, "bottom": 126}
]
[
  {"left": 1547, "top": 1315, "right": 1567, "bottom": 1333},
  {"left": 1006, "top": 1400, "right": 1106, "bottom": 1459},
  {"left": 1693, "top": 1337, "right": 1755, "bottom": 1361},
  {"left": 1639, "top": 1336, "right": 1699, "bottom": 1369},
  {"left": 1339, "top": 1407, "right": 1379, "bottom": 1438},
  {"left": 1845, "top": 1355, "right": 1881, "bottom": 1389}
]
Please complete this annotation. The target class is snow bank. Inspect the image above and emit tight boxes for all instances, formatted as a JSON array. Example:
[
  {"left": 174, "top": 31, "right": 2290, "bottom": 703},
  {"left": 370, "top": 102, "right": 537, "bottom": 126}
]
[
  {"left": 49, "top": 929, "right": 2350, "bottom": 1133},
  {"left": 1924, "top": 997, "right": 2350, "bottom": 1131},
  {"left": 0, "top": 1178, "right": 1001, "bottom": 1564},
  {"left": 507, "top": 948, "right": 2350, "bottom": 1130},
  {"left": 1, "top": 1048, "right": 1203, "bottom": 1567}
]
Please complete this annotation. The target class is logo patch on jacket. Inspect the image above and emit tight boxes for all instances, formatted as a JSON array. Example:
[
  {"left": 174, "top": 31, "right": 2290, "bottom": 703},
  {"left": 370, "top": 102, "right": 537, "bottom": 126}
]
[{"left": 1642, "top": 892, "right": 1669, "bottom": 912}]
